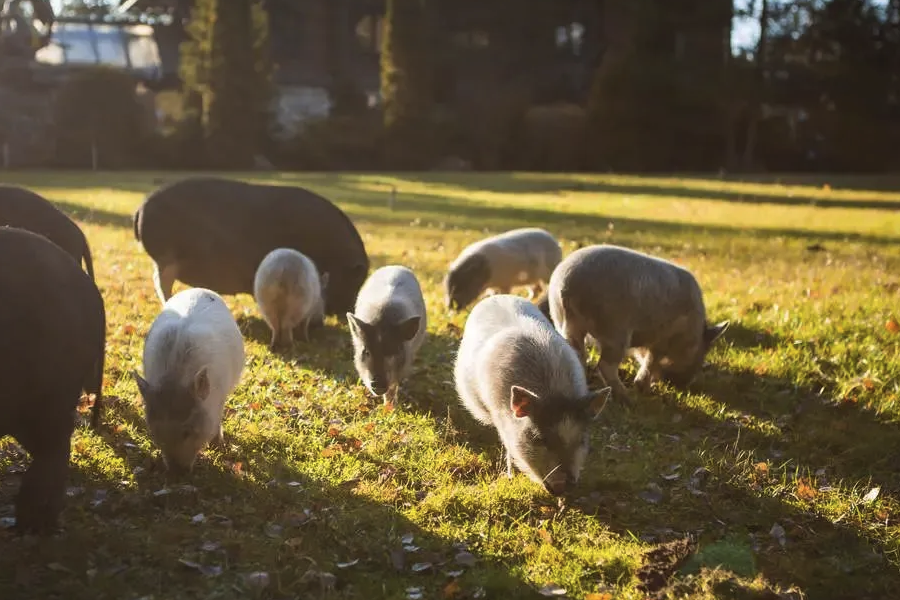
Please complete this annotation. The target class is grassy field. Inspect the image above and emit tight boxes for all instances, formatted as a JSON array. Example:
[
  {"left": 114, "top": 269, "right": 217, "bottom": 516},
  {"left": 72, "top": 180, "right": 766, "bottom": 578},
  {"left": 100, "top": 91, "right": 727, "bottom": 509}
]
[{"left": 1, "top": 171, "right": 900, "bottom": 600}]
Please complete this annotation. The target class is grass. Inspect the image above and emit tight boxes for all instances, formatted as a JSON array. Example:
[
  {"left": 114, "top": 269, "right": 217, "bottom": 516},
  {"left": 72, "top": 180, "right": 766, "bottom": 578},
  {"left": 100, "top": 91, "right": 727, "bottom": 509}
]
[{"left": 1, "top": 170, "right": 899, "bottom": 600}]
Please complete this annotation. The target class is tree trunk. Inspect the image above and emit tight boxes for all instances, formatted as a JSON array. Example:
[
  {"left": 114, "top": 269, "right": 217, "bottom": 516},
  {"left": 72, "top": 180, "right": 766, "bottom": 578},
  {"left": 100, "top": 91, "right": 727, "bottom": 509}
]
[{"left": 742, "top": 0, "right": 768, "bottom": 172}]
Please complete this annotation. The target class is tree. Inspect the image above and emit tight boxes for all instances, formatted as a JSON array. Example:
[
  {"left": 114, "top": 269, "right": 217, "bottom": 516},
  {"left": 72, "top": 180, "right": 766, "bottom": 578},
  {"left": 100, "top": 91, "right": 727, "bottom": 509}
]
[
  {"left": 178, "top": 0, "right": 273, "bottom": 168},
  {"left": 380, "top": 0, "right": 434, "bottom": 166}
]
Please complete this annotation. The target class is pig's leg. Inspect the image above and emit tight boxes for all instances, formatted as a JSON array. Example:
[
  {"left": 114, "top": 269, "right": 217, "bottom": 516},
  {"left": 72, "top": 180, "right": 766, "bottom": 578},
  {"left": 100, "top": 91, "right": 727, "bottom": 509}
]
[
  {"left": 558, "top": 319, "right": 588, "bottom": 366},
  {"left": 595, "top": 335, "right": 633, "bottom": 405},
  {"left": 15, "top": 413, "right": 74, "bottom": 534},
  {"left": 634, "top": 350, "right": 664, "bottom": 392},
  {"left": 152, "top": 261, "right": 178, "bottom": 304},
  {"left": 384, "top": 384, "right": 399, "bottom": 405}
]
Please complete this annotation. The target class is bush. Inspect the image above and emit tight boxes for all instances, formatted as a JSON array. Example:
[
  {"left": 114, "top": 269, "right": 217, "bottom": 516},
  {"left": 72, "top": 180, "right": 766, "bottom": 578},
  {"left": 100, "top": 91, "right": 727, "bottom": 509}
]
[
  {"left": 278, "top": 112, "right": 385, "bottom": 171},
  {"left": 51, "top": 66, "right": 152, "bottom": 169},
  {"left": 453, "top": 83, "right": 531, "bottom": 170},
  {"left": 515, "top": 103, "right": 588, "bottom": 172}
]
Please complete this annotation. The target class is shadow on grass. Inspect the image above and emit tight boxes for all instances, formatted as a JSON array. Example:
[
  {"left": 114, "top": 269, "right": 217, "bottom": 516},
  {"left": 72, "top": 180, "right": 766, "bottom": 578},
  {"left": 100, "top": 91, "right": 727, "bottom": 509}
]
[
  {"left": 398, "top": 172, "right": 900, "bottom": 211},
  {"left": 53, "top": 199, "right": 134, "bottom": 230},
  {"left": 721, "top": 321, "right": 784, "bottom": 351},
  {"left": 568, "top": 378, "right": 900, "bottom": 600},
  {"left": 330, "top": 183, "right": 900, "bottom": 248},
  {"left": 0, "top": 401, "right": 549, "bottom": 599}
]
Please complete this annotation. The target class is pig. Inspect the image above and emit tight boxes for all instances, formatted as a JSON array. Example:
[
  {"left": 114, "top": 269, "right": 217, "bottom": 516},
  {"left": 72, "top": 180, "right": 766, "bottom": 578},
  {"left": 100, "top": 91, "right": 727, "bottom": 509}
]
[
  {"left": 0, "top": 226, "right": 106, "bottom": 533},
  {"left": 453, "top": 294, "right": 610, "bottom": 496},
  {"left": 346, "top": 266, "right": 427, "bottom": 403},
  {"left": 547, "top": 244, "right": 729, "bottom": 403},
  {"left": 133, "top": 176, "right": 369, "bottom": 315},
  {"left": 0, "top": 184, "right": 95, "bottom": 280},
  {"left": 443, "top": 227, "right": 562, "bottom": 310},
  {"left": 132, "top": 287, "right": 245, "bottom": 474},
  {"left": 253, "top": 248, "right": 330, "bottom": 349}
]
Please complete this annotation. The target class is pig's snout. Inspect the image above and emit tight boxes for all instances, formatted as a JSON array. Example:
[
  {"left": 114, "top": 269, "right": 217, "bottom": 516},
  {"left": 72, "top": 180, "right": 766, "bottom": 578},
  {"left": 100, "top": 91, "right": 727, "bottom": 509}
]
[
  {"left": 543, "top": 472, "right": 573, "bottom": 497},
  {"left": 368, "top": 379, "right": 388, "bottom": 397}
]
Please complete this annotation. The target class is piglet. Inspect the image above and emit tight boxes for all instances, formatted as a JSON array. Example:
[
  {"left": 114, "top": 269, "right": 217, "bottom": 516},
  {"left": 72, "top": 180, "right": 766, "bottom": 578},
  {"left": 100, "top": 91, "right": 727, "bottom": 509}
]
[
  {"left": 453, "top": 294, "right": 610, "bottom": 496},
  {"left": 443, "top": 227, "right": 562, "bottom": 310},
  {"left": 548, "top": 244, "right": 729, "bottom": 403},
  {"left": 132, "top": 287, "right": 245, "bottom": 474},
  {"left": 253, "top": 247, "right": 329, "bottom": 349},
  {"left": 347, "top": 265, "right": 427, "bottom": 404}
]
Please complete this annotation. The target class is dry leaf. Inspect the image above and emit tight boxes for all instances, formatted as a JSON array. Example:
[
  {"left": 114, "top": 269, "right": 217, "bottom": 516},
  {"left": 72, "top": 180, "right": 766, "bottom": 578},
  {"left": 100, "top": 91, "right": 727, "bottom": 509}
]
[
  {"left": 328, "top": 426, "right": 342, "bottom": 437},
  {"left": 443, "top": 580, "right": 461, "bottom": 598},
  {"left": 796, "top": 479, "right": 817, "bottom": 501},
  {"left": 862, "top": 487, "right": 881, "bottom": 504},
  {"left": 230, "top": 461, "right": 243, "bottom": 475},
  {"left": 364, "top": 422, "right": 376, "bottom": 433},
  {"left": 585, "top": 594, "right": 613, "bottom": 600},
  {"left": 249, "top": 402, "right": 261, "bottom": 411},
  {"left": 538, "top": 529, "right": 553, "bottom": 544},
  {"left": 887, "top": 318, "right": 900, "bottom": 334},
  {"left": 122, "top": 324, "right": 136, "bottom": 335},
  {"left": 755, "top": 462, "right": 769, "bottom": 474},
  {"left": 320, "top": 446, "right": 341, "bottom": 458},
  {"left": 382, "top": 401, "right": 395, "bottom": 413}
]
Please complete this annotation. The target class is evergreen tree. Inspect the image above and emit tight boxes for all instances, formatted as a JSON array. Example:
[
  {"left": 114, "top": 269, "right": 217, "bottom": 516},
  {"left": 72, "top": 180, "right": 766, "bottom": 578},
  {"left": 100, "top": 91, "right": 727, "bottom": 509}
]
[
  {"left": 179, "top": 0, "right": 273, "bottom": 168},
  {"left": 380, "top": 0, "right": 433, "bottom": 165}
]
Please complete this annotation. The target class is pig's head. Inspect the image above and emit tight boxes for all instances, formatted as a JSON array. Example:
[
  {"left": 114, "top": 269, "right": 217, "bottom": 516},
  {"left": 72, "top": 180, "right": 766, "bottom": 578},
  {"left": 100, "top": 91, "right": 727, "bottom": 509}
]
[
  {"left": 132, "top": 367, "right": 215, "bottom": 474},
  {"left": 507, "top": 384, "right": 611, "bottom": 496},
  {"left": 443, "top": 254, "right": 490, "bottom": 311},
  {"left": 659, "top": 320, "right": 730, "bottom": 388},
  {"left": 346, "top": 312, "right": 421, "bottom": 397}
]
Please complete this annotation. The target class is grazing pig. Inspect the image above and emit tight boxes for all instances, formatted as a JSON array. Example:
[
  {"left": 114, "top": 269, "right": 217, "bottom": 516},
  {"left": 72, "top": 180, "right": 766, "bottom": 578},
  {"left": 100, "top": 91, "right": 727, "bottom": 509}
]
[
  {"left": 133, "top": 176, "right": 369, "bottom": 315},
  {"left": 548, "top": 244, "right": 729, "bottom": 403},
  {"left": 132, "top": 287, "right": 245, "bottom": 474},
  {"left": 253, "top": 248, "right": 329, "bottom": 349},
  {"left": 0, "top": 227, "right": 106, "bottom": 534},
  {"left": 0, "top": 184, "right": 95, "bottom": 280},
  {"left": 453, "top": 294, "right": 610, "bottom": 496},
  {"left": 347, "top": 266, "right": 427, "bottom": 403},
  {"left": 443, "top": 227, "right": 562, "bottom": 310}
]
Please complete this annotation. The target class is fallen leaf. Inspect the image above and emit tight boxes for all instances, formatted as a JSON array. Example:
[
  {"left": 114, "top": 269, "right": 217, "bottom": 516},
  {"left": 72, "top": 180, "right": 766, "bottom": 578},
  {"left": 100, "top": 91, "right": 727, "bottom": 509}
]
[
  {"left": 796, "top": 479, "right": 817, "bottom": 501},
  {"left": 336, "top": 558, "right": 359, "bottom": 569},
  {"left": 770, "top": 523, "right": 787, "bottom": 547},
  {"left": 538, "top": 529, "right": 553, "bottom": 544},
  {"left": 230, "top": 462, "right": 243, "bottom": 475},
  {"left": 538, "top": 583, "right": 567, "bottom": 596},
  {"left": 887, "top": 319, "right": 900, "bottom": 334},
  {"left": 454, "top": 551, "right": 476, "bottom": 567},
  {"left": 328, "top": 426, "right": 342, "bottom": 437},
  {"left": 411, "top": 562, "right": 432, "bottom": 572},
  {"left": 755, "top": 462, "right": 769, "bottom": 474},
  {"left": 122, "top": 324, "right": 136, "bottom": 335},
  {"left": 178, "top": 558, "right": 222, "bottom": 577},
  {"left": 585, "top": 594, "right": 613, "bottom": 600},
  {"left": 443, "top": 580, "right": 461, "bottom": 598},
  {"left": 407, "top": 587, "right": 424, "bottom": 600},
  {"left": 243, "top": 571, "right": 270, "bottom": 589},
  {"left": 862, "top": 487, "right": 881, "bottom": 504},
  {"left": 191, "top": 513, "right": 206, "bottom": 524},
  {"left": 284, "top": 537, "right": 304, "bottom": 548},
  {"left": 320, "top": 446, "right": 341, "bottom": 458},
  {"left": 364, "top": 422, "right": 376, "bottom": 432}
]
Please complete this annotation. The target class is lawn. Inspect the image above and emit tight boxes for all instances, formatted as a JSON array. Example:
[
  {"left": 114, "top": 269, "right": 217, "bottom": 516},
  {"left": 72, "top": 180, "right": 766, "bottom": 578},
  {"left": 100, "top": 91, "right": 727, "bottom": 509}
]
[{"left": 1, "top": 170, "right": 900, "bottom": 600}]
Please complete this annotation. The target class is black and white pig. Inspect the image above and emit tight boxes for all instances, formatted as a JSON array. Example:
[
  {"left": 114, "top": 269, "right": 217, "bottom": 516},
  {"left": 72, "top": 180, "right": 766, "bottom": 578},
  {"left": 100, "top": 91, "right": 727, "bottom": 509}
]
[
  {"left": 0, "top": 227, "right": 106, "bottom": 534},
  {"left": 347, "top": 265, "right": 427, "bottom": 404},
  {"left": 132, "top": 176, "right": 369, "bottom": 315},
  {"left": 548, "top": 244, "right": 729, "bottom": 403},
  {"left": 443, "top": 227, "right": 562, "bottom": 311},
  {"left": 0, "top": 184, "right": 95, "bottom": 280},
  {"left": 453, "top": 294, "right": 610, "bottom": 496}
]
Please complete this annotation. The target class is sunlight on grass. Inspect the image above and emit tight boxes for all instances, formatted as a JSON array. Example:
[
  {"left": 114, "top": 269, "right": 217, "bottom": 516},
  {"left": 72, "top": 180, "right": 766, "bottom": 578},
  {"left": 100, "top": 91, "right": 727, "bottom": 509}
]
[{"left": 1, "top": 171, "right": 899, "bottom": 599}]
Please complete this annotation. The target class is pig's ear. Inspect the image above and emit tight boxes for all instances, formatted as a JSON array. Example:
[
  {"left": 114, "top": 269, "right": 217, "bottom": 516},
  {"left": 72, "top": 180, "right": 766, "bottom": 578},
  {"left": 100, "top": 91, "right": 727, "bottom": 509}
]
[
  {"left": 193, "top": 366, "right": 211, "bottom": 401},
  {"left": 704, "top": 320, "right": 730, "bottom": 345},
  {"left": 396, "top": 316, "right": 421, "bottom": 342},
  {"left": 132, "top": 370, "right": 151, "bottom": 402},
  {"left": 584, "top": 387, "right": 611, "bottom": 421},
  {"left": 346, "top": 312, "right": 366, "bottom": 340},
  {"left": 510, "top": 385, "right": 538, "bottom": 419}
]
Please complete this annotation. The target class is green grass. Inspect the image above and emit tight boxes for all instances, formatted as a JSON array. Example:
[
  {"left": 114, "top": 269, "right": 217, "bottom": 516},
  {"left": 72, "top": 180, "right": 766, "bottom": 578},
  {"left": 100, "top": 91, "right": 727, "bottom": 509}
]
[{"left": 1, "top": 170, "right": 900, "bottom": 600}]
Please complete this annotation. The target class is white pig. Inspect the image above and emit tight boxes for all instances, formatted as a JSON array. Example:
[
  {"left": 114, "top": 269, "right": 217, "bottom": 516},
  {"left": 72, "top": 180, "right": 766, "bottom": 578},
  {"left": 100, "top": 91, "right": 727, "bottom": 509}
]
[
  {"left": 253, "top": 247, "right": 329, "bottom": 349},
  {"left": 132, "top": 287, "right": 246, "bottom": 474},
  {"left": 454, "top": 294, "right": 610, "bottom": 496}
]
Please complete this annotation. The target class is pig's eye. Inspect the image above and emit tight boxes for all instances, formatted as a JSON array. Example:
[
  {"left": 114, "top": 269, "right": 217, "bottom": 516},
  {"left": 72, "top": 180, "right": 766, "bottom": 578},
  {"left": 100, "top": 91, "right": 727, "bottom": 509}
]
[{"left": 532, "top": 435, "right": 548, "bottom": 447}]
